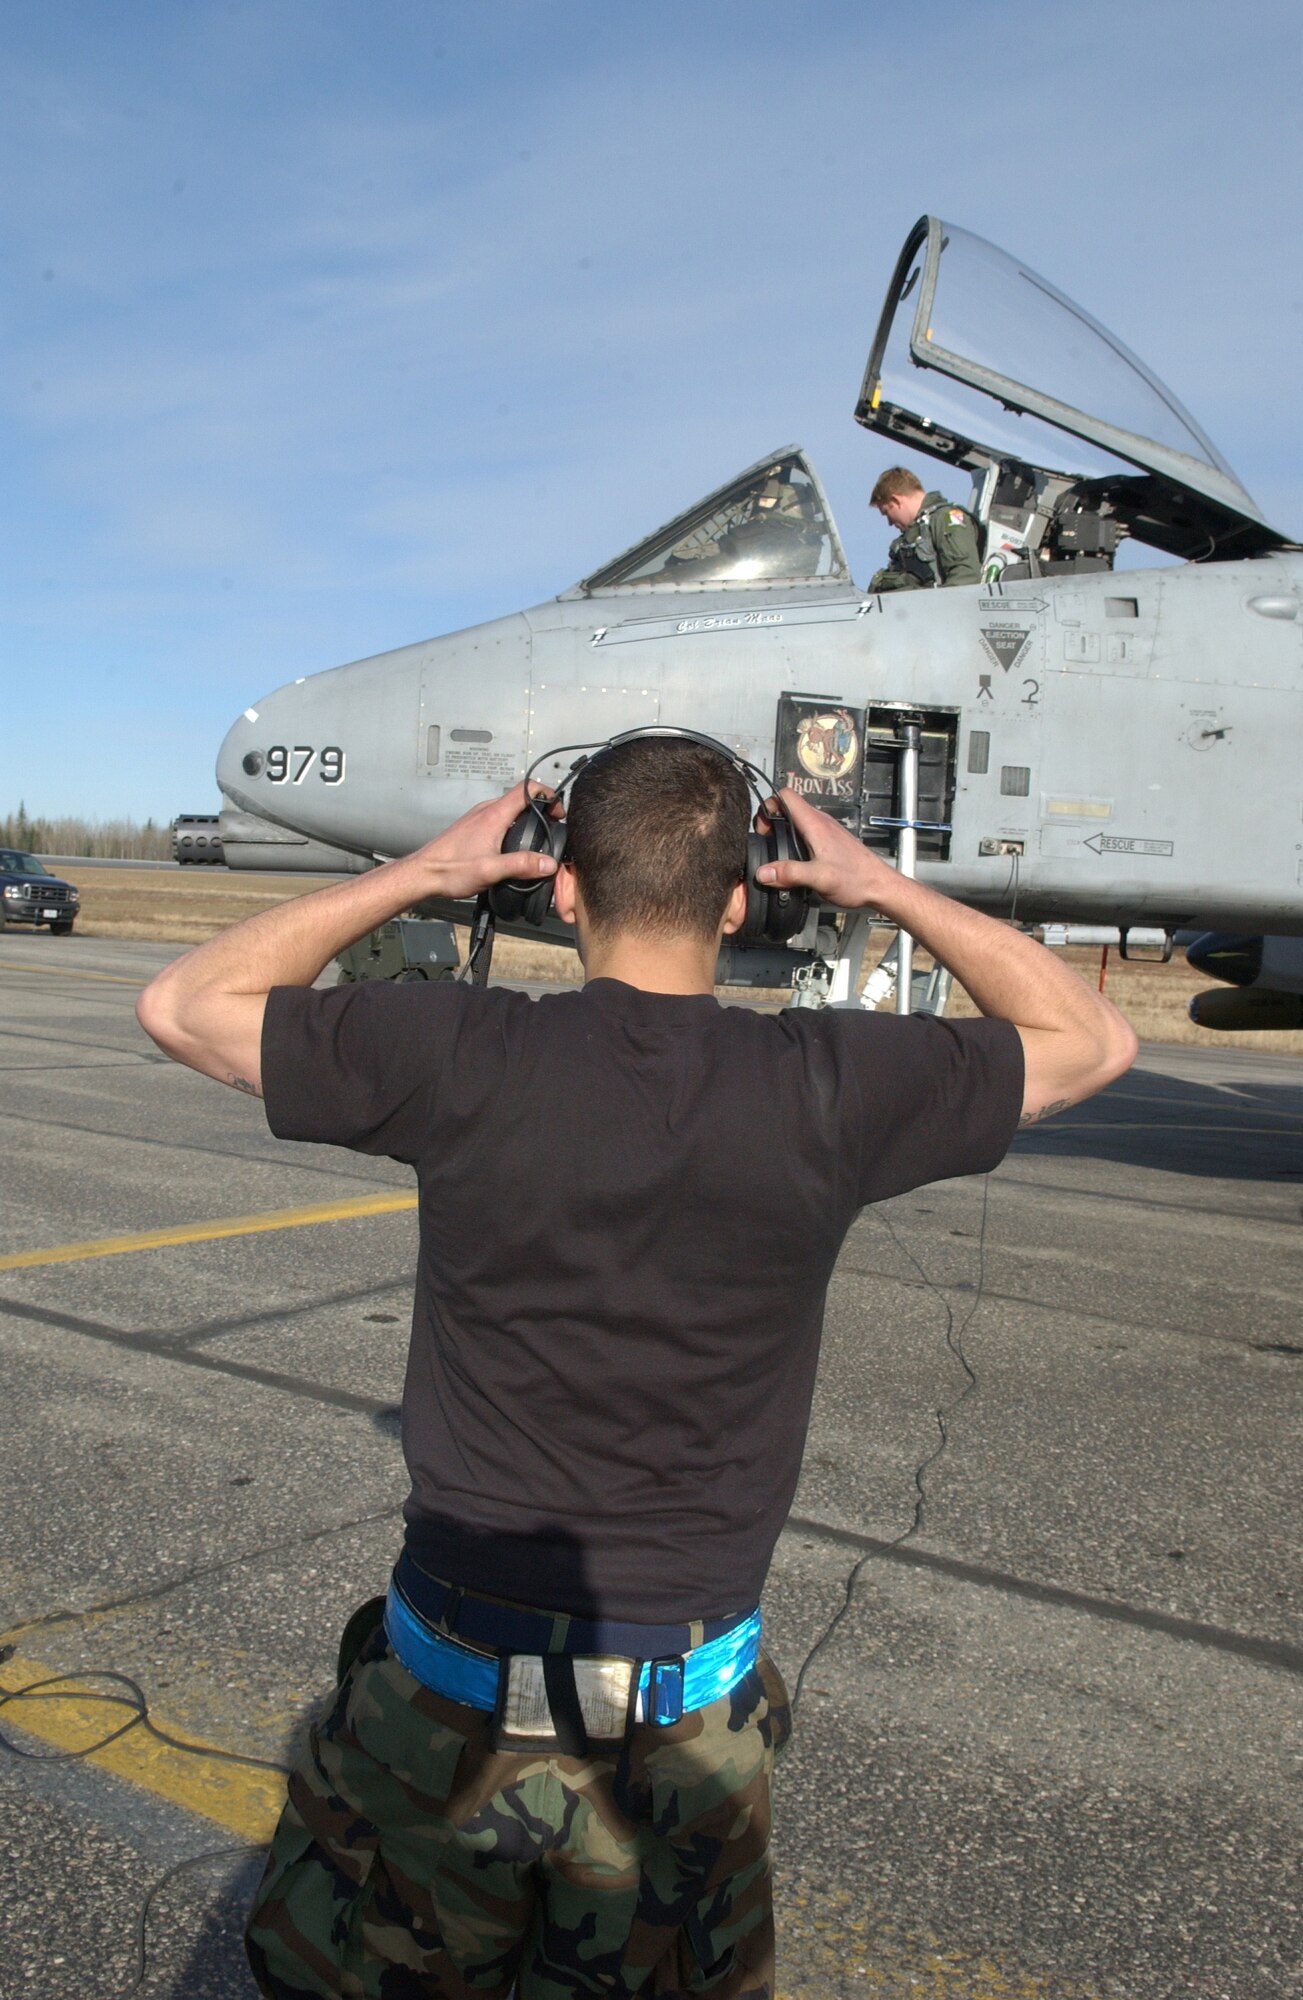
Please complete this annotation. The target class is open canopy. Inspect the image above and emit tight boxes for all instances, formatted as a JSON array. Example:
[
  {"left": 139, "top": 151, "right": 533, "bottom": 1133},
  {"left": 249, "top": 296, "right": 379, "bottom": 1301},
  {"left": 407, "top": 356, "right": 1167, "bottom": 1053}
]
[
  {"left": 856, "top": 217, "right": 1289, "bottom": 561},
  {"left": 571, "top": 449, "right": 852, "bottom": 595}
]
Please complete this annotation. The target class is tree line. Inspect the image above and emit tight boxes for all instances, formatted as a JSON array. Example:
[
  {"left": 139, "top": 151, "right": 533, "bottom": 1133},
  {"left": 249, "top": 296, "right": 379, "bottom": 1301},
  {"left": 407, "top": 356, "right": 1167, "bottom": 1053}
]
[{"left": 0, "top": 804, "right": 174, "bottom": 861}]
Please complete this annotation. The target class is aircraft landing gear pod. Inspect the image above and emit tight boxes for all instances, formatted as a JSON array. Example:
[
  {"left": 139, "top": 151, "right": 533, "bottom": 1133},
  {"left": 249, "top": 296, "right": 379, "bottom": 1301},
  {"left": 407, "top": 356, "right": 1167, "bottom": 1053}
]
[{"left": 1185, "top": 932, "right": 1303, "bottom": 1032}]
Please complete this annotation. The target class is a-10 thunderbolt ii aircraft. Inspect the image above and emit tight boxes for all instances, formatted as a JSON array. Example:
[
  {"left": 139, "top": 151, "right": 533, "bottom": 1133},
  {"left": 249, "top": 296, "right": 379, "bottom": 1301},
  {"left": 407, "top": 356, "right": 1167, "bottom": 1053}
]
[{"left": 193, "top": 216, "right": 1303, "bottom": 1023}]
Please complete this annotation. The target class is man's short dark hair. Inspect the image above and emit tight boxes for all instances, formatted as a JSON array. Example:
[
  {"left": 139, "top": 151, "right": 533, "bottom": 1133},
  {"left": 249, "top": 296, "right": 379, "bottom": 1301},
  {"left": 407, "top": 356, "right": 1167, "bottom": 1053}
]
[{"left": 566, "top": 737, "right": 751, "bottom": 943}]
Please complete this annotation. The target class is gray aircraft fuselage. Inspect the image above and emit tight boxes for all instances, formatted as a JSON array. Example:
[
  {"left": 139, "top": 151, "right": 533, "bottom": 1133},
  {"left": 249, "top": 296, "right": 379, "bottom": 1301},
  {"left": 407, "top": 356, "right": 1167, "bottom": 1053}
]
[
  {"left": 216, "top": 551, "right": 1302, "bottom": 938},
  {"left": 207, "top": 217, "right": 1303, "bottom": 978}
]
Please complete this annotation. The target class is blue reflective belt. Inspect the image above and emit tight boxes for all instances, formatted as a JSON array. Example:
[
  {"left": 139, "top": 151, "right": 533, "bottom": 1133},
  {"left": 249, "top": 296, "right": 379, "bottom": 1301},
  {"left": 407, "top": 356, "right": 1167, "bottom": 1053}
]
[{"left": 383, "top": 1584, "right": 761, "bottom": 1727}]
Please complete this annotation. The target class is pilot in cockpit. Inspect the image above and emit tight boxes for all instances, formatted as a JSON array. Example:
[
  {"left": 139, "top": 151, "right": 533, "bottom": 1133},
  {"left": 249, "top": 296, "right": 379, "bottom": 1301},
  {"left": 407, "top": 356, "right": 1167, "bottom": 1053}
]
[
  {"left": 869, "top": 466, "right": 981, "bottom": 593},
  {"left": 718, "top": 473, "right": 818, "bottom": 570},
  {"left": 663, "top": 468, "right": 823, "bottom": 581}
]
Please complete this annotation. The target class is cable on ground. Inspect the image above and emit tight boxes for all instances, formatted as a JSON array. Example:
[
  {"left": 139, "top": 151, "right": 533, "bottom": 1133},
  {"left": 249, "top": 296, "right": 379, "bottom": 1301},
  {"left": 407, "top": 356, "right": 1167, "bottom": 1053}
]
[{"left": 0, "top": 1654, "right": 281, "bottom": 1997}]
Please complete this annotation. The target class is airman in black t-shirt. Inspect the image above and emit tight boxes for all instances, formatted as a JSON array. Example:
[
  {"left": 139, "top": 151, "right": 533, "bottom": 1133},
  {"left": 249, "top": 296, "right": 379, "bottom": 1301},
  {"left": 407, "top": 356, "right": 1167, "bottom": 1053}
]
[{"left": 138, "top": 739, "right": 1136, "bottom": 2000}]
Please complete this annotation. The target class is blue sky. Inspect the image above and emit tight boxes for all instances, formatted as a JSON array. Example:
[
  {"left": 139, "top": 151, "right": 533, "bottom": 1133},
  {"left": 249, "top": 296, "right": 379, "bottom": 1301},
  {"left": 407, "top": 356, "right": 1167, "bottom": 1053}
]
[{"left": 3, "top": 0, "right": 1300, "bottom": 820}]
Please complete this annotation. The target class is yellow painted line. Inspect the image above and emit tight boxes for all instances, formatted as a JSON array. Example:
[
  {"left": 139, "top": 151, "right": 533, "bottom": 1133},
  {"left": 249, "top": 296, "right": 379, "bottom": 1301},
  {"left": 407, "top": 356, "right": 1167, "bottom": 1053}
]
[
  {"left": 0, "top": 960, "right": 143, "bottom": 986},
  {"left": 0, "top": 1651, "right": 284, "bottom": 1842},
  {"left": 0, "top": 1190, "right": 418, "bottom": 1271}
]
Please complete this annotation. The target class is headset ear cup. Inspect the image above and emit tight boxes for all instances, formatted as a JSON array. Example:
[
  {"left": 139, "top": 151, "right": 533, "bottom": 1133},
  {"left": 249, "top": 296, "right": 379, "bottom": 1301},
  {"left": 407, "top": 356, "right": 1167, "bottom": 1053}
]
[
  {"left": 743, "top": 832, "right": 768, "bottom": 944},
  {"left": 487, "top": 812, "right": 566, "bottom": 926},
  {"left": 766, "top": 818, "right": 811, "bottom": 943},
  {"left": 744, "top": 819, "right": 811, "bottom": 945}
]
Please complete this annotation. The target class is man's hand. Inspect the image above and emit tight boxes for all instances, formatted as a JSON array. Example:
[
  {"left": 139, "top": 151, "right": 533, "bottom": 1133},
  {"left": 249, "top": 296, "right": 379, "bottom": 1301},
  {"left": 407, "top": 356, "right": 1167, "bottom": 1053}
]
[
  {"left": 756, "top": 788, "right": 898, "bottom": 912},
  {"left": 136, "top": 785, "right": 558, "bottom": 1094},
  {"left": 757, "top": 788, "right": 1137, "bottom": 1125},
  {"left": 407, "top": 784, "right": 560, "bottom": 902}
]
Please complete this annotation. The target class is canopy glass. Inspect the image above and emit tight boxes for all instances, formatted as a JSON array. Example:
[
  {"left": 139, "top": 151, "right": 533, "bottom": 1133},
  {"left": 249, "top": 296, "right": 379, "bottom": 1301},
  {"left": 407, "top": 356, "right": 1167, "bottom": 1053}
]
[
  {"left": 579, "top": 451, "right": 850, "bottom": 592},
  {"left": 925, "top": 225, "right": 1233, "bottom": 474},
  {"left": 856, "top": 218, "right": 1278, "bottom": 553}
]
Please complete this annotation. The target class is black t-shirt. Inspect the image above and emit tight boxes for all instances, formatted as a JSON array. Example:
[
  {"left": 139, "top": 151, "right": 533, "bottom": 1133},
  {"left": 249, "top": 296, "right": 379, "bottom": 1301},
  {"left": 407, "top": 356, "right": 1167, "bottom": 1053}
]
[{"left": 263, "top": 978, "right": 1022, "bottom": 1622}]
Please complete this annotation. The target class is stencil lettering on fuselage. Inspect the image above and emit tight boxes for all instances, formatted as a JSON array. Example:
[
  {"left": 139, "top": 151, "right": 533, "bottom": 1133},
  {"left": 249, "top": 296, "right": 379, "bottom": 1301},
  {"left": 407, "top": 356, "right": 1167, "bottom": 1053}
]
[
  {"left": 980, "top": 625, "right": 1032, "bottom": 673},
  {"left": 445, "top": 747, "right": 517, "bottom": 780}
]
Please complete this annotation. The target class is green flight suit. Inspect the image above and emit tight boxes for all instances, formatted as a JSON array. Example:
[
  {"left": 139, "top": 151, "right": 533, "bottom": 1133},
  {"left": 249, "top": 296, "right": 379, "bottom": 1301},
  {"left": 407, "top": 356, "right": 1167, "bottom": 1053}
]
[{"left": 871, "top": 490, "right": 982, "bottom": 593}]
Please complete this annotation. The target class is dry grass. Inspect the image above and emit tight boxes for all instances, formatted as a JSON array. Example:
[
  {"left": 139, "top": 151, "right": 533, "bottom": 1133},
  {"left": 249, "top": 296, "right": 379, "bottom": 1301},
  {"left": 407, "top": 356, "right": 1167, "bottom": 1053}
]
[
  {"left": 940, "top": 948, "right": 1303, "bottom": 1055},
  {"left": 62, "top": 867, "right": 321, "bottom": 945},
  {"left": 56, "top": 865, "right": 1303, "bottom": 1056},
  {"left": 60, "top": 866, "right": 586, "bottom": 977}
]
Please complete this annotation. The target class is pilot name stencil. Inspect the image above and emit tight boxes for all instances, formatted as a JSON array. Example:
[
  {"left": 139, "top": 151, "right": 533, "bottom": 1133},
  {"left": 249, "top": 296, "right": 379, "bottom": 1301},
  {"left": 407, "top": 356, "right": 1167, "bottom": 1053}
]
[
  {"left": 592, "top": 603, "right": 872, "bottom": 649},
  {"left": 979, "top": 624, "right": 1033, "bottom": 673},
  {"left": 676, "top": 610, "right": 783, "bottom": 635}
]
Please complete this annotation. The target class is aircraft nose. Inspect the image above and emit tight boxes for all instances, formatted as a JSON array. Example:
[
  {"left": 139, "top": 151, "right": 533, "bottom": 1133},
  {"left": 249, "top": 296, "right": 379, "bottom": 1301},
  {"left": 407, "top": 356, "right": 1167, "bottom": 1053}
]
[
  {"left": 216, "top": 612, "right": 529, "bottom": 859},
  {"left": 217, "top": 705, "right": 253, "bottom": 796},
  {"left": 215, "top": 674, "right": 352, "bottom": 811},
  {"left": 217, "top": 698, "right": 283, "bottom": 806}
]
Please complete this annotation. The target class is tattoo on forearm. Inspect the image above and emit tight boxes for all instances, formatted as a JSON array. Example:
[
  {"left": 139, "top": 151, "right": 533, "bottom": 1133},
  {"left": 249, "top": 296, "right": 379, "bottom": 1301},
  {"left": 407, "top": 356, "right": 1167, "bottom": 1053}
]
[
  {"left": 1018, "top": 1098, "right": 1069, "bottom": 1127},
  {"left": 227, "top": 1073, "right": 260, "bottom": 1097}
]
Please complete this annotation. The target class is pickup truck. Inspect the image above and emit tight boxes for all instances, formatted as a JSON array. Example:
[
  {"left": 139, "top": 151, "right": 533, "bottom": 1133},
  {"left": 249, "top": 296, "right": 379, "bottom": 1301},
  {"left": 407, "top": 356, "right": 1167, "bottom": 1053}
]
[{"left": 0, "top": 849, "right": 80, "bottom": 934}]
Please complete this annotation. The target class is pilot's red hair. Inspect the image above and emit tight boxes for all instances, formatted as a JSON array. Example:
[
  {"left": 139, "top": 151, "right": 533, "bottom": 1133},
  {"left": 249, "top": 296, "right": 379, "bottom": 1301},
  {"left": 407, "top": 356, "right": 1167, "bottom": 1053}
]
[{"left": 870, "top": 467, "right": 924, "bottom": 506}]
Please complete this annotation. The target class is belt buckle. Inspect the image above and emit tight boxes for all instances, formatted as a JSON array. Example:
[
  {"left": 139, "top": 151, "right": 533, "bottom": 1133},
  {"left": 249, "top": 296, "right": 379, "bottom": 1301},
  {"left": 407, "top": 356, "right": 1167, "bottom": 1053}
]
[
  {"left": 491, "top": 1653, "right": 637, "bottom": 1756},
  {"left": 493, "top": 1654, "right": 554, "bottom": 1751},
  {"left": 646, "top": 1656, "right": 686, "bottom": 1726}
]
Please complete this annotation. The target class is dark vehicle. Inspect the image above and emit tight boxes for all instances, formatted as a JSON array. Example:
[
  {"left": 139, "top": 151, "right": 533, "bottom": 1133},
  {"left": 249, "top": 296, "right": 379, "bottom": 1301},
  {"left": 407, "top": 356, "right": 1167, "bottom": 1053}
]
[{"left": 0, "top": 850, "right": 80, "bottom": 934}]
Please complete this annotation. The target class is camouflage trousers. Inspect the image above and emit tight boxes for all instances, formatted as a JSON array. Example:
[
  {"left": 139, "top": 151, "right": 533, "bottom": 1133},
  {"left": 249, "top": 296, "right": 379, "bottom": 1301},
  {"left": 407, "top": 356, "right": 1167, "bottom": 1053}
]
[{"left": 245, "top": 1622, "right": 788, "bottom": 1998}]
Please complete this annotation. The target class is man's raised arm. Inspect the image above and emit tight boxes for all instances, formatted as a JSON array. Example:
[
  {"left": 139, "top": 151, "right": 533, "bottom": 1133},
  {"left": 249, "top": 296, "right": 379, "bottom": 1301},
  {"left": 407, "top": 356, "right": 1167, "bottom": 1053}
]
[
  {"left": 758, "top": 790, "right": 1138, "bottom": 1122},
  {"left": 135, "top": 789, "right": 558, "bottom": 1096}
]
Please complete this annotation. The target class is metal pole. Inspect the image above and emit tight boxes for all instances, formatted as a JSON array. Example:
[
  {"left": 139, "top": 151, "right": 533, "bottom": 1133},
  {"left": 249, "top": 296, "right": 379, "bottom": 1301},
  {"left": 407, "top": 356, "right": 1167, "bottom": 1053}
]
[
  {"left": 828, "top": 912, "right": 872, "bottom": 1007},
  {"left": 895, "top": 721, "right": 921, "bottom": 1015}
]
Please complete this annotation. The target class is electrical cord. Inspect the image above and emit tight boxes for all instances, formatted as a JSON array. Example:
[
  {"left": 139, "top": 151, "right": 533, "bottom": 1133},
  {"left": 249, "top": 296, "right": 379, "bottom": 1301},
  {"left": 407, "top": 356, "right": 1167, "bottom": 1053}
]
[
  {"left": 111, "top": 1843, "right": 260, "bottom": 2000},
  {"left": 789, "top": 1169, "right": 993, "bottom": 1716},
  {"left": 460, "top": 894, "right": 497, "bottom": 986},
  {"left": 0, "top": 1659, "right": 286, "bottom": 1774},
  {"left": 0, "top": 1493, "right": 401, "bottom": 1984},
  {"left": 0, "top": 1648, "right": 283, "bottom": 1997}
]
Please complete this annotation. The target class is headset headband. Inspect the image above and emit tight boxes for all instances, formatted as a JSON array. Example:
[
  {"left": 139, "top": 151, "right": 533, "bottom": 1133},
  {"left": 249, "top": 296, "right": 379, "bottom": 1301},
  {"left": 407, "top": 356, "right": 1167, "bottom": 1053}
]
[{"left": 521, "top": 726, "right": 786, "bottom": 831}]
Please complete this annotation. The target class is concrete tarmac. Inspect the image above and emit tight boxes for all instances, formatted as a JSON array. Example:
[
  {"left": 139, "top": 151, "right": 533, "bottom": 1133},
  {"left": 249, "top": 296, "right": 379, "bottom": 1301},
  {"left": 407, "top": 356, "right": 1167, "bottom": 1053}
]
[{"left": 1, "top": 932, "right": 1299, "bottom": 2000}]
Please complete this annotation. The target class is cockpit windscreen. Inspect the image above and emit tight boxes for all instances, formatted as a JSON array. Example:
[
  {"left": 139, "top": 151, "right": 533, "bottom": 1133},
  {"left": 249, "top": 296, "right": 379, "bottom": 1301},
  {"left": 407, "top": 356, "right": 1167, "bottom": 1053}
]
[{"left": 582, "top": 456, "right": 847, "bottom": 591}]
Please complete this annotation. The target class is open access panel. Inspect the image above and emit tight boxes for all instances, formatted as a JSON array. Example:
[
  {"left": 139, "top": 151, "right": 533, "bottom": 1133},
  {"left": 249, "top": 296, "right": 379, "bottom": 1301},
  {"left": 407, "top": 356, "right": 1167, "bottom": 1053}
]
[{"left": 773, "top": 694, "right": 958, "bottom": 861}]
